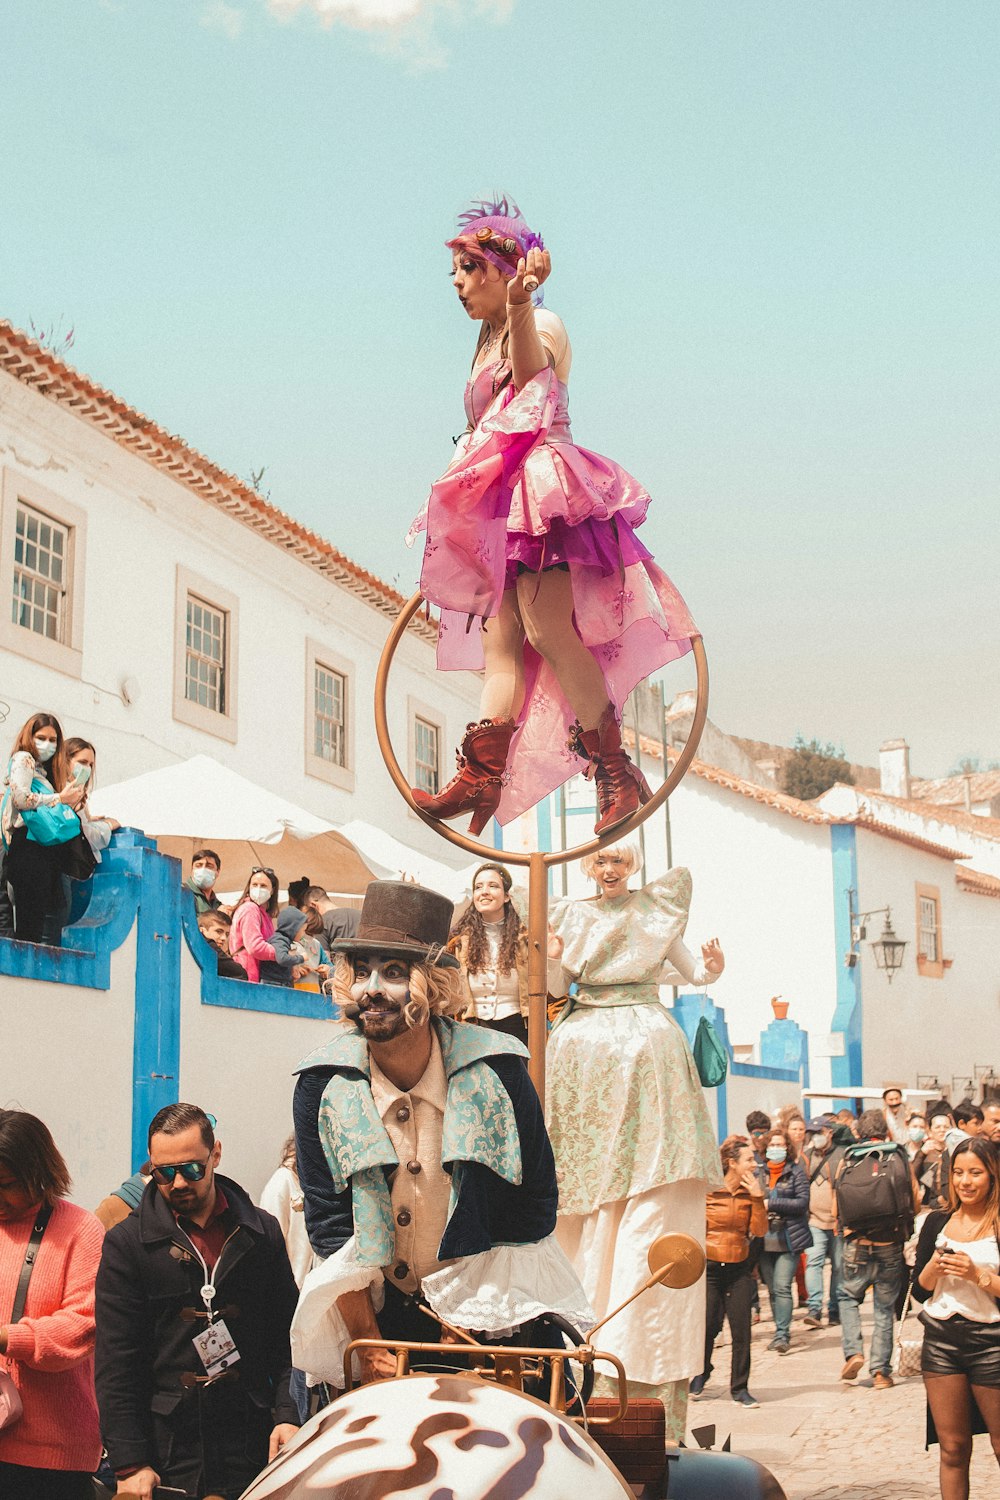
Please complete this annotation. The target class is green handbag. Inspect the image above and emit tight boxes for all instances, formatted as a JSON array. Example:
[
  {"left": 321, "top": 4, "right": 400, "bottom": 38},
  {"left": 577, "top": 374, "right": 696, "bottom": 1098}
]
[{"left": 693, "top": 1012, "right": 728, "bottom": 1088}]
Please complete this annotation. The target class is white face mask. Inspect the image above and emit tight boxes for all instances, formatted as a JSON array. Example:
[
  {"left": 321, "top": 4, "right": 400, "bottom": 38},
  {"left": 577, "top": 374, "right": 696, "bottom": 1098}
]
[
  {"left": 191, "top": 867, "right": 216, "bottom": 891},
  {"left": 34, "top": 738, "right": 57, "bottom": 762},
  {"left": 72, "top": 763, "right": 92, "bottom": 787},
  {"left": 249, "top": 884, "right": 271, "bottom": 906}
]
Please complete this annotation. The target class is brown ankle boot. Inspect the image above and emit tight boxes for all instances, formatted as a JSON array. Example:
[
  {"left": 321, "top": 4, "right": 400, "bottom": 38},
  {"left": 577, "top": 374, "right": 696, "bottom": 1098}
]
[
  {"left": 570, "top": 705, "right": 652, "bottom": 835},
  {"left": 412, "top": 718, "right": 515, "bottom": 836}
]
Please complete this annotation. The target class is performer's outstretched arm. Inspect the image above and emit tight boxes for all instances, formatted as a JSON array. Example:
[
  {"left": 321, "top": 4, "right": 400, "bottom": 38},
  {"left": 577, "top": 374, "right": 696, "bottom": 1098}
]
[{"left": 506, "top": 247, "right": 552, "bottom": 390}]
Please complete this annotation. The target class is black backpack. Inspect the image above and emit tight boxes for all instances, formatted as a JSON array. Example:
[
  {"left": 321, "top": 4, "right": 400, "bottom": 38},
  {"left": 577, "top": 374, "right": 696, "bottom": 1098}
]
[{"left": 835, "top": 1141, "right": 914, "bottom": 1239}]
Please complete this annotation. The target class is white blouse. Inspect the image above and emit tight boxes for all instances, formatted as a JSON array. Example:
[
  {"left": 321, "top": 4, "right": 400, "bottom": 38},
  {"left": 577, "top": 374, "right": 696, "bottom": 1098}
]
[{"left": 925, "top": 1236, "right": 1000, "bottom": 1324}]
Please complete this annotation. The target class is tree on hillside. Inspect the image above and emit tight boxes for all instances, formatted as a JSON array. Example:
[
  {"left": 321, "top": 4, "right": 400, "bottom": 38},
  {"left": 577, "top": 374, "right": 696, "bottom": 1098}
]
[
  {"left": 781, "top": 737, "right": 855, "bottom": 801},
  {"left": 949, "top": 754, "right": 1000, "bottom": 775}
]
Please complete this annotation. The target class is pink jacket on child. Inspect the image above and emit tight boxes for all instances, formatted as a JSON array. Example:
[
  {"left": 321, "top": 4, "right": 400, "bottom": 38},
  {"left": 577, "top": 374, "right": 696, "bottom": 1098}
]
[
  {"left": 0, "top": 1197, "right": 105, "bottom": 1472},
  {"left": 229, "top": 900, "right": 276, "bottom": 982}
]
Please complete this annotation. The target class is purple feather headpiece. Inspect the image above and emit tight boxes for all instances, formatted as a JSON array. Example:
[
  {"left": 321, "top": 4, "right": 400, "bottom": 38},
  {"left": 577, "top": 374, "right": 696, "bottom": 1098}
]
[{"left": 448, "top": 195, "right": 546, "bottom": 305}]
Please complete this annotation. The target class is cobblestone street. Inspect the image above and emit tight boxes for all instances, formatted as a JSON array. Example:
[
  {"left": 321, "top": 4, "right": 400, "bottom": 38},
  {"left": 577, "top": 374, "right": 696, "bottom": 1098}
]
[{"left": 683, "top": 1299, "right": 998, "bottom": 1499}]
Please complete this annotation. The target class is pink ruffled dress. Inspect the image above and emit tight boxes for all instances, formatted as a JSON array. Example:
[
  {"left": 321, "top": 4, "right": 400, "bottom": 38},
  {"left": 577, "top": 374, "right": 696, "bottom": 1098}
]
[{"left": 407, "top": 326, "right": 697, "bottom": 825}]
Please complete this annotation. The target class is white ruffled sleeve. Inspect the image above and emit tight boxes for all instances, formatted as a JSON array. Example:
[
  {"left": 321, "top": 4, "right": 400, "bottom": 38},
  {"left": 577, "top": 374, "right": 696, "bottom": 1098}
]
[
  {"left": 290, "top": 1237, "right": 385, "bottom": 1387},
  {"left": 419, "top": 1233, "right": 595, "bottom": 1339}
]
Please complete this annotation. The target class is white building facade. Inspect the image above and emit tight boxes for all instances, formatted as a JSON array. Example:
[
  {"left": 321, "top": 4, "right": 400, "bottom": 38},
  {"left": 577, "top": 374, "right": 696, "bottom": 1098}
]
[{"left": 0, "top": 320, "right": 480, "bottom": 876}]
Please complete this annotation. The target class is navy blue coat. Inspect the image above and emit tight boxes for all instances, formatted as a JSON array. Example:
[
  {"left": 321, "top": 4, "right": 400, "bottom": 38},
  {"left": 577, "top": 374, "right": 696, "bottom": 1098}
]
[
  {"left": 293, "top": 1022, "right": 558, "bottom": 1263},
  {"left": 767, "top": 1159, "right": 814, "bottom": 1254}
]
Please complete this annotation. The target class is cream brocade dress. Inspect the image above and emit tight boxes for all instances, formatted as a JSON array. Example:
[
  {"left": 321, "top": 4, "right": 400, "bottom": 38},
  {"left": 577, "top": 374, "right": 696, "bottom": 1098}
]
[{"left": 547, "top": 867, "right": 722, "bottom": 1438}]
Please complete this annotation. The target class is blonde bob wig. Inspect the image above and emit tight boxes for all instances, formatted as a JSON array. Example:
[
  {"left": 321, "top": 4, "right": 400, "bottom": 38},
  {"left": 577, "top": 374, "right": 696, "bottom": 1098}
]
[
  {"left": 579, "top": 842, "right": 640, "bottom": 884},
  {"left": 327, "top": 954, "right": 465, "bottom": 1031}
]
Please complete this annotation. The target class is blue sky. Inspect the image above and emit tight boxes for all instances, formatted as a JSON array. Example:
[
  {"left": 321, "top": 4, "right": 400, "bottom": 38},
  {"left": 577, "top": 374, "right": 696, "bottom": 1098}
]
[{"left": 4, "top": 0, "right": 997, "bottom": 776}]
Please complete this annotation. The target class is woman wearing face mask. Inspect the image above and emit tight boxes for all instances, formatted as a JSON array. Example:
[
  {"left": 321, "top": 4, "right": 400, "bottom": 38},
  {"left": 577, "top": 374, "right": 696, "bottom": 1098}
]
[
  {"left": 912, "top": 1137, "right": 1000, "bottom": 1500},
  {"left": 38, "top": 739, "right": 121, "bottom": 945},
  {"left": 449, "top": 863, "right": 561, "bottom": 1044},
  {"left": 758, "top": 1128, "right": 812, "bottom": 1355},
  {"left": 922, "top": 1114, "right": 955, "bottom": 1212},
  {"left": 1, "top": 713, "right": 85, "bottom": 943},
  {"left": 545, "top": 849, "right": 725, "bottom": 1438},
  {"left": 229, "top": 867, "right": 279, "bottom": 982}
]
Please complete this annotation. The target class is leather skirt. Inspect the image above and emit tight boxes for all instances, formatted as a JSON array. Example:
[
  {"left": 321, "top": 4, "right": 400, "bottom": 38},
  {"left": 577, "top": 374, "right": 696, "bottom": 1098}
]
[{"left": 919, "top": 1310, "right": 1000, "bottom": 1382}]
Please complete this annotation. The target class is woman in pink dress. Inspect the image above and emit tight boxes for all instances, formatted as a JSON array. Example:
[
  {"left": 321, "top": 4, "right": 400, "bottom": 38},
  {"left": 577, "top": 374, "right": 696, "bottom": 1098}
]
[{"left": 407, "top": 197, "right": 697, "bottom": 837}]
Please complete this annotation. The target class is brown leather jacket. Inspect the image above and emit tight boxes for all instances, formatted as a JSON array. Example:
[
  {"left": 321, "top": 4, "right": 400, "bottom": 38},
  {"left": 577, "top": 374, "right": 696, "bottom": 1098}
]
[{"left": 705, "top": 1186, "right": 769, "bottom": 1264}]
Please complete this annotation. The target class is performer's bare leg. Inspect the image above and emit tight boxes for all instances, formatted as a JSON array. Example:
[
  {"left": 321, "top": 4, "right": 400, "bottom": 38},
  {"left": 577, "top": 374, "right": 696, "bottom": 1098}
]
[
  {"left": 516, "top": 568, "right": 608, "bottom": 729},
  {"left": 480, "top": 589, "right": 527, "bottom": 721}
]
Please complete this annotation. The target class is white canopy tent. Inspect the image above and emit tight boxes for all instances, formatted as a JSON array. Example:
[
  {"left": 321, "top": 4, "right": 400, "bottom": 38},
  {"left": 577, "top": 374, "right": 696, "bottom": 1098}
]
[
  {"left": 338, "top": 820, "right": 481, "bottom": 904},
  {"left": 91, "top": 756, "right": 472, "bottom": 901}
]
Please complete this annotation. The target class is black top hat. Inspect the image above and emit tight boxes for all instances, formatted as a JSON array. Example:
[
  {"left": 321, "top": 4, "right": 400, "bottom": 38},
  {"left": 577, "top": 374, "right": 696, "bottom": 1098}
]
[{"left": 329, "top": 880, "right": 459, "bottom": 968}]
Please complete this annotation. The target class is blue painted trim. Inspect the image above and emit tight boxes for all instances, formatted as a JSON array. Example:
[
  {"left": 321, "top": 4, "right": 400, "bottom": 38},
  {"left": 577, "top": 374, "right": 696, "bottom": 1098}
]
[
  {"left": 829, "top": 825, "right": 862, "bottom": 1089},
  {"left": 0, "top": 861, "right": 140, "bottom": 990},
  {"left": 127, "top": 840, "right": 183, "bottom": 1172},
  {"left": 180, "top": 899, "right": 334, "bottom": 1021},
  {"left": 731, "top": 1061, "right": 802, "bottom": 1083}
]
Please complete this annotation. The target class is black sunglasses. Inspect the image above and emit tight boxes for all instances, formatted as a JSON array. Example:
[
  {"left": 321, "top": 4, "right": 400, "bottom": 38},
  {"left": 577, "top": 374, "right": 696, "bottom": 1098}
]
[{"left": 150, "top": 1160, "right": 209, "bottom": 1185}]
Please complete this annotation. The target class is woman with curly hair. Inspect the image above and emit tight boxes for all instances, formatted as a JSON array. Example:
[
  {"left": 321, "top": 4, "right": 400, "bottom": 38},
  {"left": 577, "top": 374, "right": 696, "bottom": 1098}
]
[
  {"left": 450, "top": 862, "right": 562, "bottom": 1045},
  {"left": 406, "top": 196, "right": 697, "bottom": 837}
]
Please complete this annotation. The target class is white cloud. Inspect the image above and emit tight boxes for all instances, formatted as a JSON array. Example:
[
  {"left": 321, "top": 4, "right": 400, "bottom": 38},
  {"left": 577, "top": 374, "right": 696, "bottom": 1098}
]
[
  {"left": 201, "top": 0, "right": 246, "bottom": 38},
  {"left": 266, "top": 0, "right": 511, "bottom": 34}
]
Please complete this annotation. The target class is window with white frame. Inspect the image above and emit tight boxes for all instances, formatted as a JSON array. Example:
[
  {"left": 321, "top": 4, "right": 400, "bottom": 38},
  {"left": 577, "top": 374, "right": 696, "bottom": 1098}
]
[
  {"left": 172, "top": 567, "right": 237, "bottom": 742},
  {"left": 1, "top": 472, "right": 85, "bottom": 678},
  {"left": 314, "top": 662, "right": 347, "bottom": 767},
  {"left": 414, "top": 716, "right": 440, "bottom": 796},
  {"left": 918, "top": 894, "right": 939, "bottom": 962},
  {"left": 185, "top": 594, "right": 227, "bottom": 714},
  {"left": 12, "top": 502, "right": 69, "bottom": 643}
]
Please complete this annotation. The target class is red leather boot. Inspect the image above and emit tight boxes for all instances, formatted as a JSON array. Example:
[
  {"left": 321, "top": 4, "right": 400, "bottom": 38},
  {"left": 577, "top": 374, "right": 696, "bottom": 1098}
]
[
  {"left": 411, "top": 718, "right": 515, "bottom": 836},
  {"left": 570, "top": 705, "right": 652, "bottom": 836}
]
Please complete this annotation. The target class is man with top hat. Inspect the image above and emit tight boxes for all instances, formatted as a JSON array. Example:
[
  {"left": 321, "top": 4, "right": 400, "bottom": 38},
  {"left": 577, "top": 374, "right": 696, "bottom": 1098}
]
[{"left": 289, "top": 880, "right": 592, "bottom": 1389}]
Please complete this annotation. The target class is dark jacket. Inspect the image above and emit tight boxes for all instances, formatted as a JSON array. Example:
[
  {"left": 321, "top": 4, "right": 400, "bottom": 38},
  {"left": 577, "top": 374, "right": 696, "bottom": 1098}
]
[
  {"left": 95, "top": 1173, "right": 298, "bottom": 1473},
  {"left": 184, "top": 876, "right": 220, "bottom": 916},
  {"left": 766, "top": 1159, "right": 813, "bottom": 1255},
  {"left": 259, "top": 910, "right": 307, "bottom": 987},
  {"left": 293, "top": 1018, "right": 557, "bottom": 1262},
  {"left": 216, "top": 950, "right": 248, "bottom": 981}
]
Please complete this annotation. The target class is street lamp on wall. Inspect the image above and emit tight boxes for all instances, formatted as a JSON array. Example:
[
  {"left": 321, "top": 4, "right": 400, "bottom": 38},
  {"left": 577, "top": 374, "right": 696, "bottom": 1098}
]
[{"left": 845, "top": 889, "right": 907, "bottom": 982}]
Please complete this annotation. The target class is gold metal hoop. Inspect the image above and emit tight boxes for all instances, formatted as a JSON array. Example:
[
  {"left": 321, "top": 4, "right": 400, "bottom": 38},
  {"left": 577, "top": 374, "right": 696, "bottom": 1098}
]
[
  {"left": 374, "top": 592, "right": 709, "bottom": 869},
  {"left": 374, "top": 591, "right": 709, "bottom": 1102}
]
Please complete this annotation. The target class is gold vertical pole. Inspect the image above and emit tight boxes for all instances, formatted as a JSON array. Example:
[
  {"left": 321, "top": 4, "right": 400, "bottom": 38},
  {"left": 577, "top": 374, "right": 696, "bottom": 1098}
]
[{"left": 527, "top": 851, "right": 548, "bottom": 1106}]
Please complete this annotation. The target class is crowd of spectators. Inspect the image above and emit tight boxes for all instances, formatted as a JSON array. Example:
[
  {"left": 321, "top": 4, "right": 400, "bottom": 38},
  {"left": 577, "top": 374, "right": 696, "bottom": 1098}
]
[
  {"left": 694, "top": 1091, "right": 1000, "bottom": 1449},
  {"left": 0, "top": 717, "right": 360, "bottom": 990},
  {"left": 3, "top": 1079, "right": 999, "bottom": 1495},
  {"left": 187, "top": 856, "right": 359, "bottom": 991}
]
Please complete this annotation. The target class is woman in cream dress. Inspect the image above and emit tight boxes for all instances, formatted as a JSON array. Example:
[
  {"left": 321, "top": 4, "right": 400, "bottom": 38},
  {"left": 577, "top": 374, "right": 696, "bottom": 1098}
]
[{"left": 548, "top": 846, "right": 724, "bottom": 1439}]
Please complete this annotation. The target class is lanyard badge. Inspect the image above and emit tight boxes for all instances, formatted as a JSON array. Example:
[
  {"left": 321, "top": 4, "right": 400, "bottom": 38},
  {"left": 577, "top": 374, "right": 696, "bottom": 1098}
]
[{"left": 191, "top": 1316, "right": 240, "bottom": 1378}]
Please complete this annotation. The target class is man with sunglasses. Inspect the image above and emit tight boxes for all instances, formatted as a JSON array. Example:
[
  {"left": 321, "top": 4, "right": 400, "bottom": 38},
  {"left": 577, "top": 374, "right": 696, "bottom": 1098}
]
[{"left": 95, "top": 1104, "right": 299, "bottom": 1499}]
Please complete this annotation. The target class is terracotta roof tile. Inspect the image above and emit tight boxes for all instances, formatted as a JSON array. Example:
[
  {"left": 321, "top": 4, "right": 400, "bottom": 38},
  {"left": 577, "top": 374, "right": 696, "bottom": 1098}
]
[
  {"left": 649, "top": 748, "right": 975, "bottom": 854},
  {"left": 0, "top": 320, "right": 436, "bottom": 643},
  {"left": 849, "top": 817, "right": 969, "bottom": 862},
  {"left": 956, "top": 867, "right": 1000, "bottom": 898},
  {"left": 851, "top": 789, "right": 1000, "bottom": 841},
  {"left": 911, "top": 771, "right": 1000, "bottom": 808}
]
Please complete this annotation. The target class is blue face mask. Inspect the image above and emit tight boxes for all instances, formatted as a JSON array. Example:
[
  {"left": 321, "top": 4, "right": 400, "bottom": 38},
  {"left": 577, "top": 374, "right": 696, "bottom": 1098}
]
[
  {"left": 909, "top": 1126, "right": 926, "bottom": 1143},
  {"left": 766, "top": 1146, "right": 787, "bottom": 1163}
]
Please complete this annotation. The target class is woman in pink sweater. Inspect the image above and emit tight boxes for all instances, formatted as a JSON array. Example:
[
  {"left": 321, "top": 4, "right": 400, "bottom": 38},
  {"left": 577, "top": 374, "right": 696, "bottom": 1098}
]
[
  {"left": 0, "top": 1109, "right": 104, "bottom": 1497},
  {"left": 228, "top": 865, "right": 279, "bottom": 981}
]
